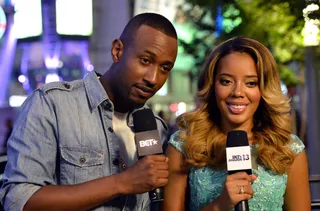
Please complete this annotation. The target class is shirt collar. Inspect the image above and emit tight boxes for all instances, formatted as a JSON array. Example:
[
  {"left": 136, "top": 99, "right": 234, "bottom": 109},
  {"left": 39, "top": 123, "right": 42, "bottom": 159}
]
[
  {"left": 127, "top": 106, "right": 149, "bottom": 129},
  {"left": 83, "top": 72, "right": 149, "bottom": 115},
  {"left": 84, "top": 71, "right": 111, "bottom": 112}
]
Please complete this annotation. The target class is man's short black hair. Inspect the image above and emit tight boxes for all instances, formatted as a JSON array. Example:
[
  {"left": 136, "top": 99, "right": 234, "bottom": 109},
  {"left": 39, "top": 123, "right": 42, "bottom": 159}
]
[{"left": 120, "top": 13, "right": 177, "bottom": 46}]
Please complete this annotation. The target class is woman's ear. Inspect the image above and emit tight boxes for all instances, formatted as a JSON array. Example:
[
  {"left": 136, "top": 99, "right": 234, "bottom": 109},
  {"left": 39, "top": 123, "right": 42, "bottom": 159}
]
[{"left": 111, "top": 39, "right": 124, "bottom": 62}]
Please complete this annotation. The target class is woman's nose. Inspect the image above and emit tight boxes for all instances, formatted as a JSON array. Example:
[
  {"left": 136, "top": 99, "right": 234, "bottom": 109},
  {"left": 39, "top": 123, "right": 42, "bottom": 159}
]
[{"left": 231, "top": 82, "right": 244, "bottom": 97}]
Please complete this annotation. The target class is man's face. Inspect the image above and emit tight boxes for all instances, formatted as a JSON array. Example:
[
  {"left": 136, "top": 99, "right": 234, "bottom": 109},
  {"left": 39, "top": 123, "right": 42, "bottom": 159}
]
[{"left": 112, "top": 25, "right": 177, "bottom": 108}]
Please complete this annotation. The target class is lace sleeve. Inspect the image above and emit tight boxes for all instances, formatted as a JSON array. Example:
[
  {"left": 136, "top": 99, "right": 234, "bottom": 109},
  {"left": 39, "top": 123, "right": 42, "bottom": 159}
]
[
  {"left": 168, "top": 130, "right": 185, "bottom": 155},
  {"left": 289, "top": 134, "right": 305, "bottom": 155}
]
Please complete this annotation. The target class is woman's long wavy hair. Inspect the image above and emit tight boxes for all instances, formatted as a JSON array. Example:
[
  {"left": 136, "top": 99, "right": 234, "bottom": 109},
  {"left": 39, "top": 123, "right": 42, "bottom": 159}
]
[{"left": 177, "top": 37, "right": 294, "bottom": 174}]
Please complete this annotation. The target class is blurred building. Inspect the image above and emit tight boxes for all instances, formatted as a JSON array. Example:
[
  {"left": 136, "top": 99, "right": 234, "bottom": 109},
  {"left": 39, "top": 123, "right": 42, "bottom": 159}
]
[
  {"left": 0, "top": 0, "right": 198, "bottom": 144},
  {"left": 1, "top": 3, "right": 203, "bottom": 210}
]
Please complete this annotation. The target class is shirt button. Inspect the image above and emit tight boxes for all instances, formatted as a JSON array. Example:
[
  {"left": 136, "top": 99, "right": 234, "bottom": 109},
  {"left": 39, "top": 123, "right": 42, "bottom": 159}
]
[
  {"left": 104, "top": 102, "right": 112, "bottom": 110},
  {"left": 63, "top": 83, "right": 71, "bottom": 89},
  {"left": 108, "top": 127, "right": 114, "bottom": 133},
  {"left": 112, "top": 159, "right": 119, "bottom": 166},
  {"left": 79, "top": 156, "right": 86, "bottom": 164},
  {"left": 121, "top": 163, "right": 127, "bottom": 169}
]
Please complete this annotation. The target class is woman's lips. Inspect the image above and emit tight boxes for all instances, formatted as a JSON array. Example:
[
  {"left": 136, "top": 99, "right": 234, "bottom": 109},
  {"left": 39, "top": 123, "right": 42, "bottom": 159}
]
[{"left": 227, "top": 103, "right": 247, "bottom": 114}]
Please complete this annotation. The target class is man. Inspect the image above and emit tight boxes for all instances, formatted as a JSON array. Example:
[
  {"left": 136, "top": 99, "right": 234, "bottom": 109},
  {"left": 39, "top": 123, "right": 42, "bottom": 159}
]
[{"left": 0, "top": 13, "right": 178, "bottom": 211}]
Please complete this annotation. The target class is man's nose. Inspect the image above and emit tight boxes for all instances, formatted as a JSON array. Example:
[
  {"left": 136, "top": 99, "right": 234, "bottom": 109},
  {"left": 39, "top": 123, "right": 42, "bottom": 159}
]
[{"left": 143, "top": 67, "right": 158, "bottom": 86}]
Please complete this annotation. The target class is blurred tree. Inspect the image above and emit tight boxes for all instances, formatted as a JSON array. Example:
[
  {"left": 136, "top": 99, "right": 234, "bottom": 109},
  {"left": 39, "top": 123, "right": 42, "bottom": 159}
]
[
  {"left": 172, "top": 4, "right": 216, "bottom": 82},
  {"left": 179, "top": 0, "right": 307, "bottom": 86}
]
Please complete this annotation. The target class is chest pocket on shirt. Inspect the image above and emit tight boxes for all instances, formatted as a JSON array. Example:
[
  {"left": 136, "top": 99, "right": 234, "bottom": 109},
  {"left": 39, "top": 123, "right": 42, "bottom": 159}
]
[{"left": 60, "top": 146, "right": 104, "bottom": 184}]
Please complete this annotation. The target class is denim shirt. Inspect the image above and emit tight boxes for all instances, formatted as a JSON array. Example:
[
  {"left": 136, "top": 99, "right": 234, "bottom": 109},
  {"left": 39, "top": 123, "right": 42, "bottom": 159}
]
[{"left": 0, "top": 72, "right": 168, "bottom": 211}]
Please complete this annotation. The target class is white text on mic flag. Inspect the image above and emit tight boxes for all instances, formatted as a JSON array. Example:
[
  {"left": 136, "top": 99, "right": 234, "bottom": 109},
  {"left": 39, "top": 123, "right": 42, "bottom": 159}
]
[{"left": 226, "top": 146, "right": 252, "bottom": 171}]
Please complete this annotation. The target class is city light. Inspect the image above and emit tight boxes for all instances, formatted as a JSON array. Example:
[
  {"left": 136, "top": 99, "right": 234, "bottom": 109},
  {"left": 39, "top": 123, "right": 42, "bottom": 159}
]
[
  {"left": 302, "top": 3, "right": 320, "bottom": 46},
  {"left": 13, "top": 0, "right": 42, "bottom": 39},
  {"left": 44, "top": 57, "right": 60, "bottom": 69},
  {"left": 9, "top": 95, "right": 27, "bottom": 107},
  {"left": 17, "top": 75, "right": 26, "bottom": 83},
  {"left": 86, "top": 64, "right": 94, "bottom": 71},
  {"left": 0, "top": 5, "right": 6, "bottom": 39},
  {"left": 45, "top": 73, "right": 61, "bottom": 84},
  {"left": 56, "top": 0, "right": 93, "bottom": 36}
]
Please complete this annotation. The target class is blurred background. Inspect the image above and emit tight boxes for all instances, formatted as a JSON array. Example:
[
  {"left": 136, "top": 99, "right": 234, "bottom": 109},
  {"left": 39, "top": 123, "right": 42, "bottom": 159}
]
[{"left": 0, "top": 0, "right": 319, "bottom": 209}]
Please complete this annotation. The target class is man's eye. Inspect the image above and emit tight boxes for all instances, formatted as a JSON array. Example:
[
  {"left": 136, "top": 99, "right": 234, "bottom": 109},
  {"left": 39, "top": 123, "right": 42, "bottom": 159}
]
[
  {"left": 161, "top": 65, "right": 170, "bottom": 72},
  {"left": 141, "top": 58, "right": 150, "bottom": 64}
]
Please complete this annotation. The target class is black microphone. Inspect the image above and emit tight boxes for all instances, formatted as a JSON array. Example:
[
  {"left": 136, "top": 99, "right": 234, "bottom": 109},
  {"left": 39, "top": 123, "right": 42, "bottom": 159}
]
[
  {"left": 133, "top": 109, "right": 164, "bottom": 204},
  {"left": 226, "top": 130, "right": 252, "bottom": 211}
]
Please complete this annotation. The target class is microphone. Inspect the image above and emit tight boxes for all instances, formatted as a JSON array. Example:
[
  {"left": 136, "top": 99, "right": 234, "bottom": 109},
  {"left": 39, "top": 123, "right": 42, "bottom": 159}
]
[
  {"left": 226, "top": 130, "right": 252, "bottom": 211},
  {"left": 133, "top": 109, "right": 164, "bottom": 204}
]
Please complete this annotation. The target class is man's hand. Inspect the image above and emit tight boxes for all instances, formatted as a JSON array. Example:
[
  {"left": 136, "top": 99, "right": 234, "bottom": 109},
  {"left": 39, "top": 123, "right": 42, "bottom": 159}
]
[{"left": 118, "top": 155, "right": 169, "bottom": 195}]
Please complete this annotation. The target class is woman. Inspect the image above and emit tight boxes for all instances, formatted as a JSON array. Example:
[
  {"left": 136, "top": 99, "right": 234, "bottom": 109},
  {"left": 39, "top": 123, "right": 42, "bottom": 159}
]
[{"left": 163, "top": 37, "right": 310, "bottom": 211}]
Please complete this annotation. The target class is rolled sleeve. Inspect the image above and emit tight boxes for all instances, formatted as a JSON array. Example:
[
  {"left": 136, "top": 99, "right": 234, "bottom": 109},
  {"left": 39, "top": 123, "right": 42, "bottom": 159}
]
[
  {"left": 0, "top": 90, "right": 58, "bottom": 210},
  {"left": 2, "top": 184, "right": 41, "bottom": 211}
]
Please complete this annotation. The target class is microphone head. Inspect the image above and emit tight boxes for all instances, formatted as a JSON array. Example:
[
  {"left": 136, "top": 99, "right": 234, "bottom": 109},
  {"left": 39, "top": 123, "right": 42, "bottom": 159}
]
[
  {"left": 132, "top": 109, "right": 164, "bottom": 203},
  {"left": 226, "top": 130, "right": 249, "bottom": 147},
  {"left": 226, "top": 130, "right": 252, "bottom": 210},
  {"left": 133, "top": 109, "right": 157, "bottom": 132},
  {"left": 226, "top": 130, "right": 252, "bottom": 175},
  {"left": 133, "top": 109, "right": 162, "bottom": 157}
]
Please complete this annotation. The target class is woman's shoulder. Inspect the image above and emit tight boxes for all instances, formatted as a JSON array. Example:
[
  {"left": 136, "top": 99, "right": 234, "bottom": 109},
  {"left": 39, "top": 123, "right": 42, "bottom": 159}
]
[
  {"left": 289, "top": 134, "right": 305, "bottom": 155},
  {"left": 168, "top": 130, "right": 185, "bottom": 154}
]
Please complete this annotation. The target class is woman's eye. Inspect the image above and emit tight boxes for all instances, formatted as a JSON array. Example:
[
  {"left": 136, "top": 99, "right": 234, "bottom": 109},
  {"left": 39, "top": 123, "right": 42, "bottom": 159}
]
[
  {"left": 219, "top": 79, "right": 231, "bottom": 85},
  {"left": 247, "top": 81, "right": 258, "bottom": 87}
]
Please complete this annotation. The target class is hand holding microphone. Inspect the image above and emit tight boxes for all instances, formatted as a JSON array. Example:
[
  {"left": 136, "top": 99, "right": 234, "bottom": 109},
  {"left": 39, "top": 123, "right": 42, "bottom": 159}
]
[
  {"left": 219, "top": 130, "right": 257, "bottom": 211},
  {"left": 119, "top": 109, "right": 168, "bottom": 202},
  {"left": 218, "top": 172, "right": 257, "bottom": 211},
  {"left": 120, "top": 154, "right": 168, "bottom": 195}
]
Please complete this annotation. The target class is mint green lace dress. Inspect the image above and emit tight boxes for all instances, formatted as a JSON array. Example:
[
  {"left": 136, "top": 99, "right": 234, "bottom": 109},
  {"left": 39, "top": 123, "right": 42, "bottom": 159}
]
[{"left": 168, "top": 132, "right": 305, "bottom": 211}]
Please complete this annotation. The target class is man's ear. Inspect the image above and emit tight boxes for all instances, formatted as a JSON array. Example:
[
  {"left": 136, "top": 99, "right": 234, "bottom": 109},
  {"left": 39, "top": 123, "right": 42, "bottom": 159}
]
[{"left": 111, "top": 39, "right": 124, "bottom": 62}]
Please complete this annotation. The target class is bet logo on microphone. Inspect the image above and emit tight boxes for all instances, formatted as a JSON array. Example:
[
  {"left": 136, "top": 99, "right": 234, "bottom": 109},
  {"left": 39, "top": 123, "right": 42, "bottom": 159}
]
[{"left": 139, "top": 139, "right": 158, "bottom": 147}]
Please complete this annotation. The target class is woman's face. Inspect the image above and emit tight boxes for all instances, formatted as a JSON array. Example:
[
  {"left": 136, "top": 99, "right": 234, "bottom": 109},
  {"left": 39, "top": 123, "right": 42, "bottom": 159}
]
[{"left": 214, "top": 52, "right": 261, "bottom": 132}]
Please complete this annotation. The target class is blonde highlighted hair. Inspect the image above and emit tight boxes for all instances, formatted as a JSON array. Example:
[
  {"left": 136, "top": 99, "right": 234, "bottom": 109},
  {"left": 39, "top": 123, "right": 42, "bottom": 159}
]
[{"left": 177, "top": 37, "right": 294, "bottom": 174}]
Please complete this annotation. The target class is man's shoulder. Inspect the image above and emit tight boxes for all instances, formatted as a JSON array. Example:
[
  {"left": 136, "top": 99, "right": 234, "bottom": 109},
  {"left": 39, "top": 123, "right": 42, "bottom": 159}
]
[
  {"left": 38, "top": 79, "right": 84, "bottom": 95},
  {"left": 153, "top": 113, "right": 168, "bottom": 131}
]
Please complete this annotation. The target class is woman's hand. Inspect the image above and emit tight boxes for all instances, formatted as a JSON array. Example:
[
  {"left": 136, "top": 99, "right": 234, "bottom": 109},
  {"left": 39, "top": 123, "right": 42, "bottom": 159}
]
[
  {"left": 218, "top": 172, "right": 257, "bottom": 210},
  {"left": 201, "top": 172, "right": 257, "bottom": 211}
]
